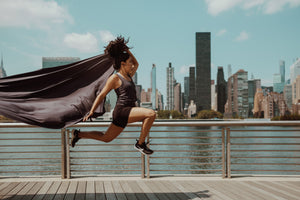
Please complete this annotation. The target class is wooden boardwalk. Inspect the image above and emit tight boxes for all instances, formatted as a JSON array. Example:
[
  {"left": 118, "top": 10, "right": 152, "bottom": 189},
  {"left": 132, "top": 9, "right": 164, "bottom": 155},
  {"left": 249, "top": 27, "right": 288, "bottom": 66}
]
[{"left": 0, "top": 176, "right": 299, "bottom": 200}]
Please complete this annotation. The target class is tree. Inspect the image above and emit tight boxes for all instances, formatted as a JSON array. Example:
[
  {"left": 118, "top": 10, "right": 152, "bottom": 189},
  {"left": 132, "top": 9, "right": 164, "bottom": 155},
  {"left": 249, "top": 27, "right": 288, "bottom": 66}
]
[
  {"left": 196, "top": 110, "right": 223, "bottom": 119},
  {"left": 157, "top": 110, "right": 171, "bottom": 119}
]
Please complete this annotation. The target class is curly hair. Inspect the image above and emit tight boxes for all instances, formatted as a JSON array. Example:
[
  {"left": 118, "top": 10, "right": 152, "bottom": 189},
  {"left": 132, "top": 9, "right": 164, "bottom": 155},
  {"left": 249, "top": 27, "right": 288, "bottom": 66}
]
[{"left": 105, "top": 36, "right": 130, "bottom": 71}]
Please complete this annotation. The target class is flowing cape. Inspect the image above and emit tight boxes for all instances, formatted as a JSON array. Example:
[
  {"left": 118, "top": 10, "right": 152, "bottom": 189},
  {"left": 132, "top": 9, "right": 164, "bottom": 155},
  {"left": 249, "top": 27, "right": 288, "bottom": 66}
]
[{"left": 0, "top": 53, "right": 114, "bottom": 129}]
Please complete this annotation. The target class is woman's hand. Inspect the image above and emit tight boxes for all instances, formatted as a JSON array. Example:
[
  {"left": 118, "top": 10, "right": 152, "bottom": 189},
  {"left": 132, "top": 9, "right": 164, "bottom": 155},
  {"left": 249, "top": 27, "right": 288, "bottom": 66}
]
[{"left": 83, "top": 112, "right": 93, "bottom": 122}]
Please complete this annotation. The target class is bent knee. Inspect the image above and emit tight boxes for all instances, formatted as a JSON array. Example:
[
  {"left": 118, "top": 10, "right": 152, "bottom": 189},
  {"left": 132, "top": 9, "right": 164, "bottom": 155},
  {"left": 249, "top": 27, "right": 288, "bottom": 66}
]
[
  {"left": 146, "top": 110, "right": 156, "bottom": 119},
  {"left": 102, "top": 137, "right": 114, "bottom": 143}
]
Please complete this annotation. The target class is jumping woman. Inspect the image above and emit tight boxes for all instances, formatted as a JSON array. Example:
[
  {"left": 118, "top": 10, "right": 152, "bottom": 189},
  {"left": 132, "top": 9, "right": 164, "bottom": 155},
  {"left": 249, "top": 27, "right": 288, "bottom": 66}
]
[{"left": 71, "top": 37, "right": 155, "bottom": 155}]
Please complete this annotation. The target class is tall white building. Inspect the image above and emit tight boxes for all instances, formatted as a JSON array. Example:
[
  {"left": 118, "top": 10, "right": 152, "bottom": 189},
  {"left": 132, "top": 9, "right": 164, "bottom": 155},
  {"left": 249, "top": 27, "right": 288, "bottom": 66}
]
[
  {"left": 151, "top": 64, "right": 156, "bottom": 110},
  {"left": 0, "top": 55, "right": 7, "bottom": 78},
  {"left": 166, "top": 63, "right": 174, "bottom": 110},
  {"left": 290, "top": 58, "right": 300, "bottom": 83}
]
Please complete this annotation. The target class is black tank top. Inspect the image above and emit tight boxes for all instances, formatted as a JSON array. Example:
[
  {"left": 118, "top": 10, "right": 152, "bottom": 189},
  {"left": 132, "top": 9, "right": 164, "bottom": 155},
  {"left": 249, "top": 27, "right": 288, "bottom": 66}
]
[{"left": 115, "top": 73, "right": 137, "bottom": 106}]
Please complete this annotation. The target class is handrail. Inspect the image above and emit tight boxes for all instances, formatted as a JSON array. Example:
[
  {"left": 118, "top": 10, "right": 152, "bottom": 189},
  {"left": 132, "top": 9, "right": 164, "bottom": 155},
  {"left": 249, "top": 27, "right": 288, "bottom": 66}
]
[
  {"left": 1, "top": 121, "right": 300, "bottom": 179},
  {"left": 2, "top": 120, "right": 300, "bottom": 128}
]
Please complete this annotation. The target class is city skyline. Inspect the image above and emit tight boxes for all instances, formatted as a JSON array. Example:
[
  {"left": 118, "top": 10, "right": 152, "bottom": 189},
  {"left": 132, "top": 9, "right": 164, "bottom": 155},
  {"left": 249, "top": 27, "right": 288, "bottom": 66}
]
[{"left": 1, "top": 0, "right": 300, "bottom": 102}]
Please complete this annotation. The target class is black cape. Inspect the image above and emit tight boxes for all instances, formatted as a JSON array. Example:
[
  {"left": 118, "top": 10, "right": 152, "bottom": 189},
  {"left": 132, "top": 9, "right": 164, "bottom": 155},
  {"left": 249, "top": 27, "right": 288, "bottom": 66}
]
[{"left": 0, "top": 53, "right": 114, "bottom": 129}]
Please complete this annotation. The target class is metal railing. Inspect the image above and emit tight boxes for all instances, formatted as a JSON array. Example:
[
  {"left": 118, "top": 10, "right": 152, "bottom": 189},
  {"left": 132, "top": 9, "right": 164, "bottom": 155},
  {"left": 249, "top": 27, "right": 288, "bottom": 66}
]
[
  {"left": 0, "top": 124, "right": 62, "bottom": 176},
  {"left": 1, "top": 121, "right": 300, "bottom": 179}
]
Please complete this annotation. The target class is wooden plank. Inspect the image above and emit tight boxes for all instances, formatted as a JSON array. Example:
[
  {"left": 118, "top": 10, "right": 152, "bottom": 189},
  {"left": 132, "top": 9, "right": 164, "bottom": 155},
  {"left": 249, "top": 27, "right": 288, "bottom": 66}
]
[
  {"left": 0, "top": 182, "right": 20, "bottom": 198},
  {"left": 126, "top": 180, "right": 149, "bottom": 200},
  {"left": 254, "top": 181, "right": 300, "bottom": 200},
  {"left": 75, "top": 181, "right": 86, "bottom": 200},
  {"left": 239, "top": 181, "right": 283, "bottom": 200},
  {"left": 135, "top": 180, "right": 159, "bottom": 200},
  {"left": 95, "top": 181, "right": 106, "bottom": 200},
  {"left": 144, "top": 180, "right": 169, "bottom": 200},
  {"left": 103, "top": 181, "right": 117, "bottom": 200},
  {"left": 182, "top": 180, "right": 220, "bottom": 200},
  {"left": 153, "top": 181, "right": 180, "bottom": 200},
  {"left": 86, "top": 181, "right": 96, "bottom": 200},
  {"left": 281, "top": 181, "right": 300, "bottom": 190},
  {"left": 119, "top": 180, "right": 138, "bottom": 200},
  {"left": 0, "top": 182, "right": 12, "bottom": 197},
  {"left": 43, "top": 181, "right": 61, "bottom": 200},
  {"left": 64, "top": 181, "right": 78, "bottom": 200},
  {"left": 268, "top": 181, "right": 300, "bottom": 196},
  {"left": 219, "top": 181, "right": 266, "bottom": 200},
  {"left": 170, "top": 181, "right": 201, "bottom": 200},
  {"left": 111, "top": 181, "right": 127, "bottom": 200},
  {"left": 195, "top": 181, "right": 231, "bottom": 200},
  {"left": 53, "top": 181, "right": 70, "bottom": 200},
  {"left": 22, "top": 182, "right": 45, "bottom": 200},
  {"left": 10, "top": 182, "right": 36, "bottom": 200},
  {"left": 133, "top": 180, "right": 159, "bottom": 200},
  {"left": 160, "top": 181, "right": 190, "bottom": 200},
  {"left": 32, "top": 181, "right": 53, "bottom": 200},
  {"left": 1, "top": 182, "right": 27, "bottom": 200},
  {"left": 204, "top": 181, "right": 244, "bottom": 200}
]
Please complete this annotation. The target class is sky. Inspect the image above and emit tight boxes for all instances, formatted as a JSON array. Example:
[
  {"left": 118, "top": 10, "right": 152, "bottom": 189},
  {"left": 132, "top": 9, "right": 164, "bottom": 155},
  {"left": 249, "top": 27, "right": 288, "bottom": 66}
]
[{"left": 1, "top": 0, "right": 300, "bottom": 100}]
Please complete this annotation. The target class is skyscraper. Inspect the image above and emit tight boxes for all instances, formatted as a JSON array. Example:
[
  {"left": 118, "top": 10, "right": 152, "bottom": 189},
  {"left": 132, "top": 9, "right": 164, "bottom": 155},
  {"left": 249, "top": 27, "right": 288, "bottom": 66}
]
[
  {"left": 174, "top": 83, "right": 182, "bottom": 112},
  {"left": 42, "top": 57, "right": 80, "bottom": 68},
  {"left": 184, "top": 76, "right": 190, "bottom": 109},
  {"left": 166, "top": 62, "right": 174, "bottom": 110},
  {"left": 225, "top": 70, "right": 248, "bottom": 118},
  {"left": 273, "top": 73, "right": 284, "bottom": 93},
  {"left": 216, "top": 67, "right": 227, "bottom": 113},
  {"left": 195, "top": 32, "right": 211, "bottom": 111},
  {"left": 0, "top": 54, "right": 7, "bottom": 78},
  {"left": 248, "top": 79, "right": 261, "bottom": 117},
  {"left": 189, "top": 66, "right": 196, "bottom": 104},
  {"left": 280, "top": 60, "right": 285, "bottom": 83},
  {"left": 228, "top": 64, "right": 232, "bottom": 79},
  {"left": 151, "top": 64, "right": 156, "bottom": 110},
  {"left": 290, "top": 58, "right": 300, "bottom": 83},
  {"left": 132, "top": 72, "right": 138, "bottom": 85}
]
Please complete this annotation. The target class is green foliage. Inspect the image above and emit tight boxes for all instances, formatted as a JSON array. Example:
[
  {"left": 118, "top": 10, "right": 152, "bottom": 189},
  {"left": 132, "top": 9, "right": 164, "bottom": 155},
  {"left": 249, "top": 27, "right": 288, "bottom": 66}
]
[
  {"left": 272, "top": 114, "right": 300, "bottom": 121},
  {"left": 157, "top": 110, "right": 184, "bottom": 119},
  {"left": 196, "top": 110, "right": 223, "bottom": 119},
  {"left": 0, "top": 115, "right": 12, "bottom": 121},
  {"left": 170, "top": 110, "right": 184, "bottom": 119},
  {"left": 157, "top": 110, "right": 171, "bottom": 119}
]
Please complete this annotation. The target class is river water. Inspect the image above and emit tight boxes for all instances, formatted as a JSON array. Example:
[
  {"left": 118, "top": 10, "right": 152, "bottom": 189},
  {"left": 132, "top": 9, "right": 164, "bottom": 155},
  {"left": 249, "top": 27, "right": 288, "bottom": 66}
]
[{"left": 0, "top": 123, "right": 299, "bottom": 176}]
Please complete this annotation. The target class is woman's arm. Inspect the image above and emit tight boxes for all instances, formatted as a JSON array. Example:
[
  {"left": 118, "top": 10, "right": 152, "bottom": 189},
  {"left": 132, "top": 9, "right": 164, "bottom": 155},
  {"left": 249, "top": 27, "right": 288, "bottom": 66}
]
[
  {"left": 83, "top": 74, "right": 119, "bottom": 121},
  {"left": 127, "top": 49, "right": 139, "bottom": 77}
]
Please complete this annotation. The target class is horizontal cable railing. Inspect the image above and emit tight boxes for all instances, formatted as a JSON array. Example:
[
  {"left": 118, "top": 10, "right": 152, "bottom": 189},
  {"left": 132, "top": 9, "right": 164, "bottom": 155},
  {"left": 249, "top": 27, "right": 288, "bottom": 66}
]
[
  {"left": 0, "top": 126, "right": 62, "bottom": 176},
  {"left": 227, "top": 127, "right": 300, "bottom": 178},
  {"left": 1, "top": 120, "right": 300, "bottom": 178}
]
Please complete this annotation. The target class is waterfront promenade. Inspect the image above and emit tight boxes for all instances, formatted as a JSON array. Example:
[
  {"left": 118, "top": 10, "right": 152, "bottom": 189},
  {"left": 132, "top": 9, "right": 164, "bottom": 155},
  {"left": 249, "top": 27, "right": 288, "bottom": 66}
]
[{"left": 0, "top": 176, "right": 300, "bottom": 200}]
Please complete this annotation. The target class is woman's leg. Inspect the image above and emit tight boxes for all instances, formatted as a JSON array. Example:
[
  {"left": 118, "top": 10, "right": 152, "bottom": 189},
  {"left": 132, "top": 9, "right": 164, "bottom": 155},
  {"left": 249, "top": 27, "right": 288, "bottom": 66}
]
[
  {"left": 77, "top": 123, "right": 124, "bottom": 143},
  {"left": 127, "top": 107, "right": 156, "bottom": 145}
]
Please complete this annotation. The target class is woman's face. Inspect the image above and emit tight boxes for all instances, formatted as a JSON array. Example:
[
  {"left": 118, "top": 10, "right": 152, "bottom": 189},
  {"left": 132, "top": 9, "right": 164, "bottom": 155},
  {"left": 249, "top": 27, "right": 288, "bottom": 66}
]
[{"left": 121, "top": 56, "right": 134, "bottom": 74}]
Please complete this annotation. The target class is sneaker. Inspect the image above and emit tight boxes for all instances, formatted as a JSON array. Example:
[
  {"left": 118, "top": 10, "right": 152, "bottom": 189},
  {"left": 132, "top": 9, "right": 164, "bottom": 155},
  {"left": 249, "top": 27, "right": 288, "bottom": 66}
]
[
  {"left": 71, "top": 129, "right": 81, "bottom": 147},
  {"left": 134, "top": 140, "right": 154, "bottom": 155}
]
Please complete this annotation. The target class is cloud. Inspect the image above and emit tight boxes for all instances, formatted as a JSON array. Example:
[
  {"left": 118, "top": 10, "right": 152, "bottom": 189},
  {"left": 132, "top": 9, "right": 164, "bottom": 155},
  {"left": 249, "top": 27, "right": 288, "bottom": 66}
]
[
  {"left": 204, "top": 0, "right": 300, "bottom": 16},
  {"left": 63, "top": 33, "right": 99, "bottom": 53},
  {"left": 0, "top": 0, "right": 73, "bottom": 30},
  {"left": 235, "top": 31, "right": 249, "bottom": 41},
  {"left": 216, "top": 29, "right": 227, "bottom": 36},
  {"left": 99, "top": 31, "right": 116, "bottom": 43}
]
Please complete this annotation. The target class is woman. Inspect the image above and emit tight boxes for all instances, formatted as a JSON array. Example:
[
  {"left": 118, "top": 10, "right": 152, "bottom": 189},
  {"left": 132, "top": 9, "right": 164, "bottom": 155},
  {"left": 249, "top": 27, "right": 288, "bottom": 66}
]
[{"left": 71, "top": 37, "right": 155, "bottom": 155}]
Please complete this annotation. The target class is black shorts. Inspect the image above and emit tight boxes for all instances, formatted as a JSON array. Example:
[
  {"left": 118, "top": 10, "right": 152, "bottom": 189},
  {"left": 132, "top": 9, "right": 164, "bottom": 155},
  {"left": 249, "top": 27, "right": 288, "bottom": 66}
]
[{"left": 112, "top": 104, "right": 135, "bottom": 128}]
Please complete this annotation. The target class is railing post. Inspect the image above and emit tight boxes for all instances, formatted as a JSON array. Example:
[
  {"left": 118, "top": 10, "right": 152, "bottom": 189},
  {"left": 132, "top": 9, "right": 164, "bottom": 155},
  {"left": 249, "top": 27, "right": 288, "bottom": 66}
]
[
  {"left": 226, "top": 127, "right": 231, "bottom": 178},
  {"left": 222, "top": 128, "right": 226, "bottom": 178},
  {"left": 61, "top": 128, "right": 67, "bottom": 179},
  {"left": 141, "top": 154, "right": 145, "bottom": 178},
  {"left": 147, "top": 136, "right": 150, "bottom": 179},
  {"left": 66, "top": 129, "right": 71, "bottom": 179}
]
